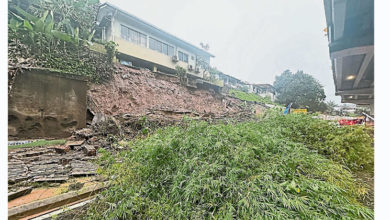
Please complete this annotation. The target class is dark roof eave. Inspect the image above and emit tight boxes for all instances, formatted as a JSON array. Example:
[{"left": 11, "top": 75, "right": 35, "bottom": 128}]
[{"left": 99, "top": 2, "right": 215, "bottom": 58}]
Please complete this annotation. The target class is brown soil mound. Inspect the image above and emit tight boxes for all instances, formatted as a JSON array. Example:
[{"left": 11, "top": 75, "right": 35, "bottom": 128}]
[{"left": 88, "top": 64, "right": 244, "bottom": 117}]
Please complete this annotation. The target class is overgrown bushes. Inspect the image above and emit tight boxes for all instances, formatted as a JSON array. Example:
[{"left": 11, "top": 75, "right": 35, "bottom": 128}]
[
  {"left": 86, "top": 114, "right": 373, "bottom": 219},
  {"left": 263, "top": 112, "right": 374, "bottom": 172}
]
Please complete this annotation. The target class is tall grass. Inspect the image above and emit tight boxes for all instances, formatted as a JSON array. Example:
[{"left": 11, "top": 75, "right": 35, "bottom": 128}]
[
  {"left": 8, "top": 139, "right": 66, "bottom": 149},
  {"left": 262, "top": 112, "right": 374, "bottom": 172},
  {"left": 87, "top": 114, "right": 373, "bottom": 219}
]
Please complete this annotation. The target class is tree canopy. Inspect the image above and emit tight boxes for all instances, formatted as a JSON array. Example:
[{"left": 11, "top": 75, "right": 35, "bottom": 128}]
[{"left": 273, "top": 70, "right": 326, "bottom": 112}]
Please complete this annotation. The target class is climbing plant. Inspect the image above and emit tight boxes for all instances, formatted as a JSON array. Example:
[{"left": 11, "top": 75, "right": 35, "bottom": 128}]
[{"left": 104, "top": 41, "right": 118, "bottom": 64}]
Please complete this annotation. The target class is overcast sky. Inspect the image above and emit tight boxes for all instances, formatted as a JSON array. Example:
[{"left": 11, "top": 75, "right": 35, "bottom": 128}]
[{"left": 105, "top": 0, "right": 341, "bottom": 103}]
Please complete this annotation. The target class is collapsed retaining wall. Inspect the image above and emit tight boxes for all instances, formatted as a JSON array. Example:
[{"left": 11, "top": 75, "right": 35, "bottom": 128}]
[
  {"left": 88, "top": 64, "right": 245, "bottom": 118},
  {"left": 8, "top": 68, "right": 87, "bottom": 139}
]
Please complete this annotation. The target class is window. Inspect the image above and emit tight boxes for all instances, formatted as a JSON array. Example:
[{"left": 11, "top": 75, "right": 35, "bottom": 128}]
[
  {"left": 120, "top": 25, "right": 146, "bottom": 47},
  {"left": 149, "top": 37, "right": 174, "bottom": 56},
  {"left": 178, "top": 51, "right": 188, "bottom": 63}
]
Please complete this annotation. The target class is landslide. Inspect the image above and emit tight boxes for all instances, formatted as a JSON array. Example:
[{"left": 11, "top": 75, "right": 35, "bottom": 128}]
[{"left": 88, "top": 64, "right": 245, "bottom": 117}]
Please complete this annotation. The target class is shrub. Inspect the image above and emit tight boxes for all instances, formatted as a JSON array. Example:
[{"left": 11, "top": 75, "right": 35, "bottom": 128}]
[
  {"left": 87, "top": 119, "right": 373, "bottom": 219},
  {"left": 263, "top": 113, "right": 374, "bottom": 172},
  {"left": 229, "top": 89, "right": 273, "bottom": 104}
]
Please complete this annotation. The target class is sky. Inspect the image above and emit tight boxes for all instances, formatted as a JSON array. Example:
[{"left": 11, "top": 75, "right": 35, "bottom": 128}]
[{"left": 104, "top": 0, "right": 341, "bottom": 103}]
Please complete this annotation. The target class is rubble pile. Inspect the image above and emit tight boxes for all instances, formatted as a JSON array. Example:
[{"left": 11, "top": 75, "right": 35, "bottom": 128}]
[
  {"left": 88, "top": 64, "right": 246, "bottom": 117},
  {"left": 8, "top": 142, "right": 97, "bottom": 190}
]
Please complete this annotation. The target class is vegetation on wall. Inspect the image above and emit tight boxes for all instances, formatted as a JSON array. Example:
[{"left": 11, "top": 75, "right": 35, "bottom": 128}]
[
  {"left": 104, "top": 41, "right": 118, "bottom": 64},
  {"left": 86, "top": 111, "right": 373, "bottom": 219},
  {"left": 8, "top": 0, "right": 114, "bottom": 85},
  {"left": 273, "top": 70, "right": 327, "bottom": 112},
  {"left": 229, "top": 89, "right": 273, "bottom": 104},
  {"left": 175, "top": 66, "right": 188, "bottom": 85}
]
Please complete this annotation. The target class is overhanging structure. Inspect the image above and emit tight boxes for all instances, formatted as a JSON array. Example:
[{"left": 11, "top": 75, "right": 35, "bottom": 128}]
[{"left": 323, "top": 0, "right": 374, "bottom": 112}]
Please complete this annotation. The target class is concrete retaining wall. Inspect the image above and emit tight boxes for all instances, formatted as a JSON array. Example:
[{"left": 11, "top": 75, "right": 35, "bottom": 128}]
[{"left": 8, "top": 68, "right": 87, "bottom": 139}]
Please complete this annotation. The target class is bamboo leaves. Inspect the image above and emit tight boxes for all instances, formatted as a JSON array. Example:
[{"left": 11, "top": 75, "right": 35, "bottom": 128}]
[{"left": 87, "top": 116, "right": 374, "bottom": 219}]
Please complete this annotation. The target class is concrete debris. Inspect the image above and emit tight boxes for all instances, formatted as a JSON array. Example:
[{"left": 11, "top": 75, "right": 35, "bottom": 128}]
[
  {"left": 8, "top": 187, "right": 33, "bottom": 201},
  {"left": 70, "top": 161, "right": 96, "bottom": 177},
  {"left": 66, "top": 140, "right": 85, "bottom": 147},
  {"left": 91, "top": 113, "right": 106, "bottom": 125},
  {"left": 8, "top": 146, "right": 97, "bottom": 190},
  {"left": 53, "top": 145, "right": 71, "bottom": 154},
  {"left": 68, "top": 182, "right": 85, "bottom": 191},
  {"left": 82, "top": 145, "right": 96, "bottom": 156},
  {"left": 74, "top": 128, "right": 95, "bottom": 138}
]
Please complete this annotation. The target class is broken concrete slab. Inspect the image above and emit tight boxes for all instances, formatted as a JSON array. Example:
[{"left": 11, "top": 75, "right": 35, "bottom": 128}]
[
  {"left": 53, "top": 145, "right": 71, "bottom": 154},
  {"left": 91, "top": 113, "right": 106, "bottom": 125},
  {"left": 74, "top": 128, "right": 95, "bottom": 138},
  {"left": 8, "top": 187, "right": 33, "bottom": 201},
  {"left": 82, "top": 145, "right": 96, "bottom": 156},
  {"left": 66, "top": 140, "right": 85, "bottom": 146},
  {"left": 70, "top": 161, "right": 96, "bottom": 177},
  {"left": 8, "top": 163, "right": 28, "bottom": 184},
  {"left": 33, "top": 176, "right": 69, "bottom": 183}
]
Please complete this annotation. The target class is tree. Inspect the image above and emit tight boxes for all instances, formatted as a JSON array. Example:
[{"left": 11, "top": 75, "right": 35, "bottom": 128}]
[
  {"left": 273, "top": 70, "right": 326, "bottom": 112},
  {"left": 326, "top": 101, "right": 337, "bottom": 113}
]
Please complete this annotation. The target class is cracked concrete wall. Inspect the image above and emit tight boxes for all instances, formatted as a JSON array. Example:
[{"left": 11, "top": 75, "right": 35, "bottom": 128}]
[{"left": 8, "top": 69, "right": 87, "bottom": 139}]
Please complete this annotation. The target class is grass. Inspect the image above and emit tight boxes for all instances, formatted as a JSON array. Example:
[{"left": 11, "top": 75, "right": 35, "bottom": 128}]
[
  {"left": 8, "top": 139, "right": 66, "bottom": 149},
  {"left": 86, "top": 112, "right": 373, "bottom": 219},
  {"left": 229, "top": 89, "right": 273, "bottom": 104}
]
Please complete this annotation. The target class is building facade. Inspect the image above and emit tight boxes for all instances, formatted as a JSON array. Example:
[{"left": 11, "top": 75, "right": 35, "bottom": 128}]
[{"left": 95, "top": 3, "right": 214, "bottom": 78}]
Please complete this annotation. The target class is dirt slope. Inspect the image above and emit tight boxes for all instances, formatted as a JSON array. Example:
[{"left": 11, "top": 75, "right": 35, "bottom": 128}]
[{"left": 88, "top": 64, "right": 245, "bottom": 117}]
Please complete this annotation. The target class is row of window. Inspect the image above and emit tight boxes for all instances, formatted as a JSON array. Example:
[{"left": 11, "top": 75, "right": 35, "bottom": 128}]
[
  {"left": 121, "top": 25, "right": 147, "bottom": 47},
  {"left": 149, "top": 37, "right": 174, "bottom": 56},
  {"left": 120, "top": 25, "right": 189, "bottom": 62},
  {"left": 178, "top": 51, "right": 188, "bottom": 63}
]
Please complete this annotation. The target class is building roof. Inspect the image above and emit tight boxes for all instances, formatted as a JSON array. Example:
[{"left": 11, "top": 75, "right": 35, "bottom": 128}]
[
  {"left": 98, "top": 2, "right": 215, "bottom": 58},
  {"left": 323, "top": 0, "right": 374, "bottom": 105}
]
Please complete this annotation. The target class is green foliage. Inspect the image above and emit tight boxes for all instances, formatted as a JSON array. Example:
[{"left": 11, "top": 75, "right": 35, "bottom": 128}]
[
  {"left": 8, "top": 139, "right": 66, "bottom": 149},
  {"left": 263, "top": 113, "right": 374, "bottom": 172},
  {"left": 8, "top": 0, "right": 113, "bottom": 83},
  {"left": 10, "top": 0, "right": 99, "bottom": 40},
  {"left": 175, "top": 66, "right": 188, "bottom": 85},
  {"left": 175, "top": 66, "right": 187, "bottom": 77},
  {"left": 229, "top": 89, "right": 273, "bottom": 104},
  {"left": 86, "top": 116, "right": 373, "bottom": 219},
  {"left": 104, "top": 41, "right": 118, "bottom": 64},
  {"left": 326, "top": 100, "right": 337, "bottom": 114},
  {"left": 274, "top": 70, "right": 327, "bottom": 112}
]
